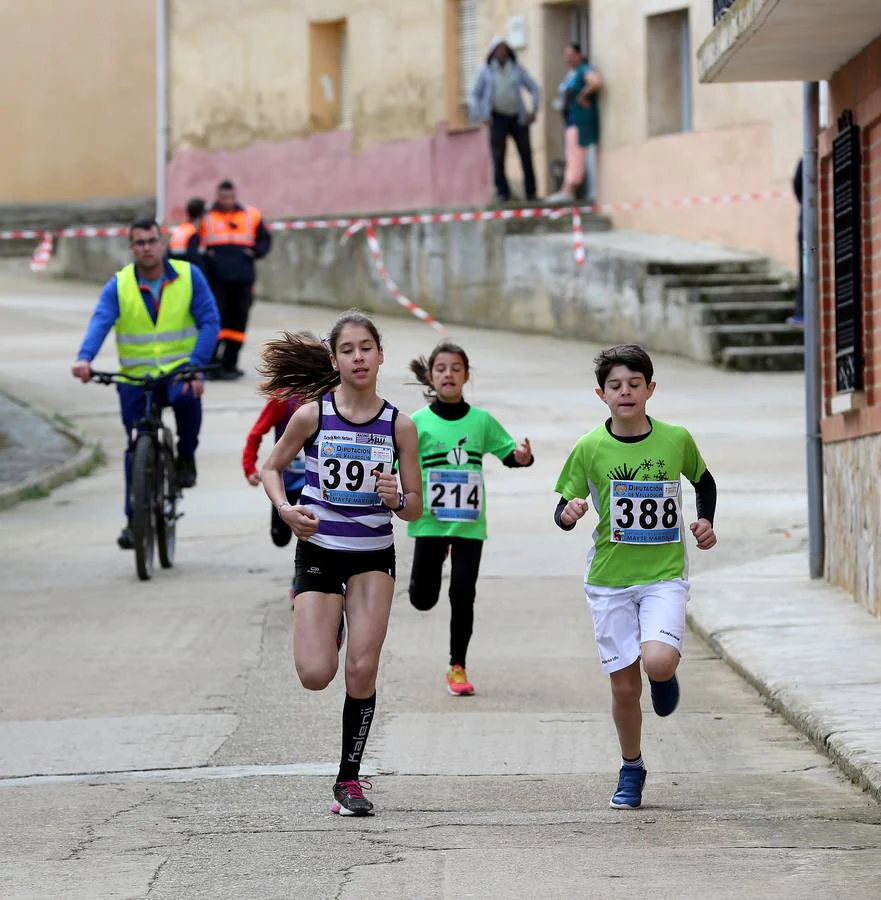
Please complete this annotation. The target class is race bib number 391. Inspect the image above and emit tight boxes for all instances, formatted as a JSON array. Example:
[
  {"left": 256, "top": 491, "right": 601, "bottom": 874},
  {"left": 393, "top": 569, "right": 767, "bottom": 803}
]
[
  {"left": 319, "top": 440, "right": 392, "bottom": 506},
  {"left": 609, "top": 480, "right": 681, "bottom": 544}
]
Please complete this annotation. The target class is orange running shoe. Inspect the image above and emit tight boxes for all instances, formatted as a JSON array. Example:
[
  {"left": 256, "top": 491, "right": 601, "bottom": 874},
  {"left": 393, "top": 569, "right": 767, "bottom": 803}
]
[{"left": 446, "top": 665, "right": 475, "bottom": 696}]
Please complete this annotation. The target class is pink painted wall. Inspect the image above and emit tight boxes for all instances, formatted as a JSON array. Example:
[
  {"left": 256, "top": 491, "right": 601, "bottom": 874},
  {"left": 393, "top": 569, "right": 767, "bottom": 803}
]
[{"left": 166, "top": 123, "right": 491, "bottom": 222}]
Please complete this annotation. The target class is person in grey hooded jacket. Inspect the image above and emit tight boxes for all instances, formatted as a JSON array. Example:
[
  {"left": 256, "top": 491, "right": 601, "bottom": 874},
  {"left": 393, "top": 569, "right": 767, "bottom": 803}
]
[{"left": 469, "top": 37, "right": 541, "bottom": 203}]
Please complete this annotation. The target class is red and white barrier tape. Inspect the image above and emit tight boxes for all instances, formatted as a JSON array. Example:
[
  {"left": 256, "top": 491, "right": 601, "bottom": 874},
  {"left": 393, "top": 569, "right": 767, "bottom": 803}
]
[
  {"left": 15, "top": 188, "right": 787, "bottom": 321},
  {"left": 345, "top": 222, "right": 445, "bottom": 333},
  {"left": 29, "top": 233, "right": 54, "bottom": 272}
]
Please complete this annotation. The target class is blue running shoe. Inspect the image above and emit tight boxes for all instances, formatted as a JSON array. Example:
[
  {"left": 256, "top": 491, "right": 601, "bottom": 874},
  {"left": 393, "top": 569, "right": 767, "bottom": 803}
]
[
  {"left": 610, "top": 765, "right": 647, "bottom": 810},
  {"left": 649, "top": 674, "right": 680, "bottom": 717}
]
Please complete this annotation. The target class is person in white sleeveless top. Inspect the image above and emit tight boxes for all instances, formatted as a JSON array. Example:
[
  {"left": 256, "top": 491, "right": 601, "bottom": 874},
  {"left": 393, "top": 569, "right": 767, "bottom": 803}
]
[{"left": 259, "top": 311, "right": 422, "bottom": 817}]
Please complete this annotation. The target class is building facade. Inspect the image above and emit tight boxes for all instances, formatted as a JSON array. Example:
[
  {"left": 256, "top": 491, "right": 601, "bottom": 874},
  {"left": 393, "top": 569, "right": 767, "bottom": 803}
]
[
  {"left": 165, "top": 0, "right": 801, "bottom": 265},
  {"left": 0, "top": 0, "right": 155, "bottom": 205},
  {"left": 700, "top": 1, "right": 881, "bottom": 615}
]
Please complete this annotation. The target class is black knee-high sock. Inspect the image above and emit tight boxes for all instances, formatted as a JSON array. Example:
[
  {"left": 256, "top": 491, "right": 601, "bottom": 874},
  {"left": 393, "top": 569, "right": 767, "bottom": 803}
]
[{"left": 337, "top": 692, "right": 376, "bottom": 783}]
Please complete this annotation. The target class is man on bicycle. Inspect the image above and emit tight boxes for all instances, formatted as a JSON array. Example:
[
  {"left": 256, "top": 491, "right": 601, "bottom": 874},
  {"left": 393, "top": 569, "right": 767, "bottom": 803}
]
[{"left": 71, "top": 217, "right": 220, "bottom": 549}]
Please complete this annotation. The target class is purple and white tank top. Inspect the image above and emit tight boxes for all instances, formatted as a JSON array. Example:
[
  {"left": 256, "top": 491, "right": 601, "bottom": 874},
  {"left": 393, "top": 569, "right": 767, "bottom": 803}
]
[{"left": 300, "top": 393, "right": 398, "bottom": 551}]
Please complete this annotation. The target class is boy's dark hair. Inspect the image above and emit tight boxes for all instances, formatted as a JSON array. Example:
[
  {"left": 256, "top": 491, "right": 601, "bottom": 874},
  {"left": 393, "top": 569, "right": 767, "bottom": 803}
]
[
  {"left": 568, "top": 41, "right": 582, "bottom": 56},
  {"left": 129, "top": 217, "right": 160, "bottom": 241},
  {"left": 186, "top": 197, "right": 206, "bottom": 220},
  {"left": 217, "top": 179, "right": 235, "bottom": 191},
  {"left": 594, "top": 345, "right": 654, "bottom": 388}
]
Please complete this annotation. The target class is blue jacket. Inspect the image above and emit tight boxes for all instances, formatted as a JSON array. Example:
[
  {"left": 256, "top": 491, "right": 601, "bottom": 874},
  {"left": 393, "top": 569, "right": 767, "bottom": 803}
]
[
  {"left": 469, "top": 39, "right": 540, "bottom": 127},
  {"left": 77, "top": 259, "right": 220, "bottom": 367}
]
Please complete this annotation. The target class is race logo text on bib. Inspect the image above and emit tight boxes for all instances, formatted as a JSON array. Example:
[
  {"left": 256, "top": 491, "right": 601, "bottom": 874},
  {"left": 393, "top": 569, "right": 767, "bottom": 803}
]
[
  {"left": 428, "top": 469, "right": 482, "bottom": 521},
  {"left": 609, "top": 480, "right": 681, "bottom": 544},
  {"left": 319, "top": 440, "right": 393, "bottom": 506}
]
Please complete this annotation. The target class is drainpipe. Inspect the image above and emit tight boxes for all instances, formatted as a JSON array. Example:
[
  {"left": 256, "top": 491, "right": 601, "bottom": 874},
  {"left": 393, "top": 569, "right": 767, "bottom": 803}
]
[
  {"left": 156, "top": 0, "right": 168, "bottom": 223},
  {"left": 802, "top": 81, "right": 824, "bottom": 579}
]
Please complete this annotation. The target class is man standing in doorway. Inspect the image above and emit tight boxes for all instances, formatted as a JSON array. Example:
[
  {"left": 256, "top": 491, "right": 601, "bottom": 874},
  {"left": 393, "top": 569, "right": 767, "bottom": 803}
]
[
  {"left": 200, "top": 180, "right": 272, "bottom": 380},
  {"left": 469, "top": 38, "right": 541, "bottom": 204}
]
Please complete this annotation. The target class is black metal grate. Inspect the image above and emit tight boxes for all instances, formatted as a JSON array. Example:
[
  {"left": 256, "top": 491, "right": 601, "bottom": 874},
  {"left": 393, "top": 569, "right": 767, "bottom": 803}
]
[
  {"left": 832, "top": 111, "right": 864, "bottom": 393},
  {"left": 713, "top": 0, "right": 736, "bottom": 25}
]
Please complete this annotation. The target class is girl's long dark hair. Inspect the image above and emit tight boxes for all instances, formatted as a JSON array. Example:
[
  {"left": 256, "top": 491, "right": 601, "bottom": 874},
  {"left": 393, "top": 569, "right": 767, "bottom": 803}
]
[
  {"left": 259, "top": 310, "right": 382, "bottom": 403},
  {"left": 409, "top": 341, "right": 470, "bottom": 400}
]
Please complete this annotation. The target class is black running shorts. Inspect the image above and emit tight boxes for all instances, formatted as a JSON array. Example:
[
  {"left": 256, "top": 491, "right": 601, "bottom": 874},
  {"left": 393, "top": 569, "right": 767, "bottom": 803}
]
[{"left": 294, "top": 540, "right": 396, "bottom": 596}]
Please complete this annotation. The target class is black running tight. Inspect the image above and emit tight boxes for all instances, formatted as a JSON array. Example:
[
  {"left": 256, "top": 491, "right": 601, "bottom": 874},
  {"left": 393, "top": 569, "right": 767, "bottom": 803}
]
[{"left": 408, "top": 537, "right": 483, "bottom": 667}]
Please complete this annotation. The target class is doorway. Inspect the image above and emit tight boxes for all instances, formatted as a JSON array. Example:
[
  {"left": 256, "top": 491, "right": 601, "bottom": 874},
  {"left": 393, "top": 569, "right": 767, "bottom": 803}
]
[{"left": 541, "top": 2, "right": 591, "bottom": 191}]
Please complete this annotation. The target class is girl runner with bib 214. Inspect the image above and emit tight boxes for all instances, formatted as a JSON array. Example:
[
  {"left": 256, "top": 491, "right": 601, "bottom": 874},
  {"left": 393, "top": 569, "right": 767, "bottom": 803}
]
[
  {"left": 407, "top": 341, "right": 533, "bottom": 696},
  {"left": 259, "top": 311, "right": 423, "bottom": 817},
  {"left": 553, "top": 344, "right": 716, "bottom": 812}
]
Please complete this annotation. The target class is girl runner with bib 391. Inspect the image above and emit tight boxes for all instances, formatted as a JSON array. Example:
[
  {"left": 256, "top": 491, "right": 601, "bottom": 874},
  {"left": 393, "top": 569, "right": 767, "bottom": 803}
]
[
  {"left": 259, "top": 311, "right": 422, "bottom": 817},
  {"left": 408, "top": 341, "right": 533, "bottom": 696}
]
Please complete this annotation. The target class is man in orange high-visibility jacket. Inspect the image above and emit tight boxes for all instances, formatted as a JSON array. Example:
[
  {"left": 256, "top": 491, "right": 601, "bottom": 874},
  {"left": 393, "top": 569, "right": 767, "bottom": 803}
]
[
  {"left": 169, "top": 197, "right": 207, "bottom": 270},
  {"left": 200, "top": 180, "right": 272, "bottom": 380}
]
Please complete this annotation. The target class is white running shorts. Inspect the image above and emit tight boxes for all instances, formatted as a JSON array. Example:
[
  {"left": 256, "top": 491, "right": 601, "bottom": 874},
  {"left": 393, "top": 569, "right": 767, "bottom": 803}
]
[{"left": 583, "top": 579, "right": 690, "bottom": 674}]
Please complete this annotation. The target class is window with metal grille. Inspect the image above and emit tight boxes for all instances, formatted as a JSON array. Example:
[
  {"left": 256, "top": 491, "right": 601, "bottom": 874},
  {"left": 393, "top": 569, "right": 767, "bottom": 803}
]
[
  {"left": 458, "top": 0, "right": 478, "bottom": 104},
  {"left": 833, "top": 110, "right": 864, "bottom": 393}
]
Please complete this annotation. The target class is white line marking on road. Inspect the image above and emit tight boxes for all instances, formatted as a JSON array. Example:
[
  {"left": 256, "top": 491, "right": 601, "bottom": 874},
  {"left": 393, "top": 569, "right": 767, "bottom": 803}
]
[{"left": 0, "top": 762, "right": 379, "bottom": 788}]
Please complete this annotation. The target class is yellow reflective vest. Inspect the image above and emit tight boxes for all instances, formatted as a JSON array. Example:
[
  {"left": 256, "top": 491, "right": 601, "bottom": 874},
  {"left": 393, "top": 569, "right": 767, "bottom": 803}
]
[{"left": 115, "top": 260, "right": 198, "bottom": 377}]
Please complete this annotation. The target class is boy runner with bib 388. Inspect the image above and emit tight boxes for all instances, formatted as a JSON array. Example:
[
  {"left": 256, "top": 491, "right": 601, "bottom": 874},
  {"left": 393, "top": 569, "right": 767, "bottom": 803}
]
[{"left": 553, "top": 345, "right": 717, "bottom": 810}]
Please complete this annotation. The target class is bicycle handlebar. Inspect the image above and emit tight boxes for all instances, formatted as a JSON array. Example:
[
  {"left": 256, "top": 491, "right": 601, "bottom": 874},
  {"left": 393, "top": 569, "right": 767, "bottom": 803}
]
[{"left": 90, "top": 364, "right": 219, "bottom": 386}]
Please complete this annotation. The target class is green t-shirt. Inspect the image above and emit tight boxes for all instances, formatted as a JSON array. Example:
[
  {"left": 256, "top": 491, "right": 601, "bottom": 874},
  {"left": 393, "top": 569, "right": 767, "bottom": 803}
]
[
  {"left": 408, "top": 405, "right": 516, "bottom": 540},
  {"left": 554, "top": 418, "right": 707, "bottom": 587}
]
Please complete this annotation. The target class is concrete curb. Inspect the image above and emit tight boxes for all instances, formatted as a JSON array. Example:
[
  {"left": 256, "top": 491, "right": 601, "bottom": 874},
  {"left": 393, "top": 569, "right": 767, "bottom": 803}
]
[
  {"left": 0, "top": 392, "right": 104, "bottom": 512},
  {"left": 687, "top": 601, "right": 881, "bottom": 803}
]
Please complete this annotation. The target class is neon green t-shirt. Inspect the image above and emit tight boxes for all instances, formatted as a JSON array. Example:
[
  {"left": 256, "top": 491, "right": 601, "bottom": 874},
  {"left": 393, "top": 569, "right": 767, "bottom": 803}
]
[
  {"left": 408, "top": 404, "right": 516, "bottom": 540},
  {"left": 554, "top": 418, "right": 707, "bottom": 587}
]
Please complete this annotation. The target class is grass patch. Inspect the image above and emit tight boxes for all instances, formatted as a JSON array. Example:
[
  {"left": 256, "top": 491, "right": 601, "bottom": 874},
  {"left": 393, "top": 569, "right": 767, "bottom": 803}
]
[
  {"left": 19, "top": 483, "right": 51, "bottom": 501},
  {"left": 52, "top": 412, "right": 76, "bottom": 430}
]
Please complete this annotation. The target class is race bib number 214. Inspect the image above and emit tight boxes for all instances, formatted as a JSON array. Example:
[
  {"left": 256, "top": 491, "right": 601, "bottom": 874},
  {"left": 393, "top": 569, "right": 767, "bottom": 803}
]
[{"left": 609, "top": 480, "right": 681, "bottom": 544}]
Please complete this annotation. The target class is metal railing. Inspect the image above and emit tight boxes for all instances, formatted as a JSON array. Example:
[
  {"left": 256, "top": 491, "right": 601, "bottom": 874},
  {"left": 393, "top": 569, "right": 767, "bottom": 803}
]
[{"left": 713, "top": 0, "right": 736, "bottom": 24}]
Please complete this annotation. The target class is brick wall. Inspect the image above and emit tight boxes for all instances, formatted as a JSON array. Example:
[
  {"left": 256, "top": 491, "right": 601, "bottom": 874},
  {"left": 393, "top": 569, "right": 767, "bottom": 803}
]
[
  {"left": 819, "top": 33, "right": 881, "bottom": 441},
  {"left": 818, "top": 34, "right": 881, "bottom": 612}
]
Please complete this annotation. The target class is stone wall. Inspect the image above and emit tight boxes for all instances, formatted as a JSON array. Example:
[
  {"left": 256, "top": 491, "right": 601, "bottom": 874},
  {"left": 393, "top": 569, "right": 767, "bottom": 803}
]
[
  {"left": 53, "top": 213, "right": 753, "bottom": 366},
  {"left": 824, "top": 434, "right": 881, "bottom": 618}
]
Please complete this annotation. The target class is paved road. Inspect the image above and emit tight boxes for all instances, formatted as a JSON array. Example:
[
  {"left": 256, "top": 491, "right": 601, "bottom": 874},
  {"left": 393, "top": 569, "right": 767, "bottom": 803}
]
[{"left": 1, "top": 264, "right": 879, "bottom": 899}]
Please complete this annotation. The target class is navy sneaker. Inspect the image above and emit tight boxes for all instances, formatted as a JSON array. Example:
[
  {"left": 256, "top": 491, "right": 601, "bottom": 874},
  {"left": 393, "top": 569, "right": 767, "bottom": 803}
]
[
  {"left": 610, "top": 765, "right": 647, "bottom": 810},
  {"left": 649, "top": 674, "right": 680, "bottom": 717},
  {"left": 331, "top": 779, "right": 373, "bottom": 816}
]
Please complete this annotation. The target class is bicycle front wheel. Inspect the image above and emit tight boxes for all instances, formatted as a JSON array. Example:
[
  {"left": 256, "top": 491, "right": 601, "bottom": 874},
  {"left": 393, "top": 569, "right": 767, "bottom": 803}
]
[
  {"left": 156, "top": 432, "right": 177, "bottom": 569},
  {"left": 131, "top": 433, "right": 156, "bottom": 581}
]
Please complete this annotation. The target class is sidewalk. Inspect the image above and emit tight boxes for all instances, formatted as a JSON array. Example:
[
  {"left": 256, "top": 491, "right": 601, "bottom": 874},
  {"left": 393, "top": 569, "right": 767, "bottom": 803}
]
[
  {"left": 0, "top": 390, "right": 102, "bottom": 511},
  {"left": 690, "top": 552, "right": 881, "bottom": 800}
]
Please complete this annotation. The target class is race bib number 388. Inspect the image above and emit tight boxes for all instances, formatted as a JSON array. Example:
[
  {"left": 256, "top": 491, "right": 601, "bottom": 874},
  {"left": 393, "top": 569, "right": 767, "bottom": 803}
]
[
  {"left": 319, "top": 440, "right": 392, "bottom": 506},
  {"left": 609, "top": 480, "right": 681, "bottom": 544}
]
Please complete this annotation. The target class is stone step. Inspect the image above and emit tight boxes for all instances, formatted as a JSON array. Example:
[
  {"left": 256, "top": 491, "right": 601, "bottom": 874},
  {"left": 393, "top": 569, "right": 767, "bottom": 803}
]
[
  {"left": 705, "top": 322, "right": 805, "bottom": 351},
  {"left": 665, "top": 272, "right": 784, "bottom": 289},
  {"left": 701, "top": 299, "right": 795, "bottom": 326},
  {"left": 695, "top": 283, "right": 796, "bottom": 303},
  {"left": 646, "top": 258, "right": 771, "bottom": 277},
  {"left": 720, "top": 345, "right": 805, "bottom": 372}
]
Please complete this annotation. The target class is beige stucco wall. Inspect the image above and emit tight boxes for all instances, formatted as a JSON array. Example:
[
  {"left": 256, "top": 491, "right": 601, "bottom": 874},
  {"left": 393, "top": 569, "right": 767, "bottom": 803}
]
[
  {"left": 168, "top": 0, "right": 802, "bottom": 263},
  {"left": 170, "top": 0, "right": 455, "bottom": 153},
  {"left": 0, "top": 0, "right": 155, "bottom": 203},
  {"left": 586, "top": 0, "right": 802, "bottom": 266}
]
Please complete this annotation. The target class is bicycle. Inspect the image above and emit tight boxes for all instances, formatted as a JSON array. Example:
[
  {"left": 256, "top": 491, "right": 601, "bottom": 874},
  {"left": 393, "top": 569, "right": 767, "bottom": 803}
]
[{"left": 90, "top": 366, "right": 211, "bottom": 581}]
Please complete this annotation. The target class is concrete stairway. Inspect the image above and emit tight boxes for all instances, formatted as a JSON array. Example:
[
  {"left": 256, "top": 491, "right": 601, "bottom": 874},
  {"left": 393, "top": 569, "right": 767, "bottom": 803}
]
[{"left": 663, "top": 265, "right": 804, "bottom": 372}]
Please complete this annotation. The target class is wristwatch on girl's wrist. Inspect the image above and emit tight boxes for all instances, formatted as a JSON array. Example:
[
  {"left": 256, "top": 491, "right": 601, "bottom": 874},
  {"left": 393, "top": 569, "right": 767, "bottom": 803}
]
[{"left": 395, "top": 492, "right": 407, "bottom": 511}]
